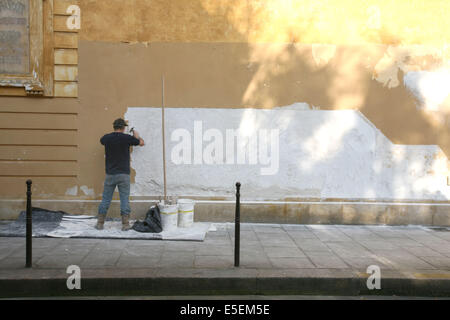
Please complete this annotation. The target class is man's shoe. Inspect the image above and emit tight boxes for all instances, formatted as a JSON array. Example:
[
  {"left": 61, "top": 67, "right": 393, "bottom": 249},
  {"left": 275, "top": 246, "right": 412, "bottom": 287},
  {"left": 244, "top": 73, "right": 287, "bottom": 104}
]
[
  {"left": 122, "top": 214, "right": 132, "bottom": 231},
  {"left": 95, "top": 214, "right": 106, "bottom": 230}
]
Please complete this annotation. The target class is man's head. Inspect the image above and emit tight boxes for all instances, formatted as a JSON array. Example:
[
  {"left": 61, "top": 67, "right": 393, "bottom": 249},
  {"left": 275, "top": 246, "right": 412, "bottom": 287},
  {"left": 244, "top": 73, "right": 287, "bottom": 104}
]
[{"left": 113, "top": 118, "right": 128, "bottom": 132}]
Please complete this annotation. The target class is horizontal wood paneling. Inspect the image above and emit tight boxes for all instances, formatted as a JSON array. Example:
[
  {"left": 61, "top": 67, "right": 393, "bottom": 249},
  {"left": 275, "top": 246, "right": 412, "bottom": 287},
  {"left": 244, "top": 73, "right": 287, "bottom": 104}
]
[
  {"left": 54, "top": 65, "right": 78, "bottom": 81},
  {"left": 0, "top": 177, "right": 78, "bottom": 197},
  {"left": 53, "top": 0, "right": 79, "bottom": 98},
  {"left": 0, "top": 146, "right": 78, "bottom": 161},
  {"left": 54, "top": 49, "right": 78, "bottom": 65},
  {"left": 54, "top": 32, "right": 78, "bottom": 48},
  {"left": 0, "top": 103, "right": 78, "bottom": 114},
  {"left": 0, "top": 161, "right": 78, "bottom": 176},
  {"left": 54, "top": 14, "right": 78, "bottom": 32},
  {"left": 0, "top": 130, "right": 78, "bottom": 146},
  {"left": 0, "top": 87, "right": 27, "bottom": 97},
  {"left": 54, "top": 0, "right": 79, "bottom": 15},
  {"left": 54, "top": 82, "right": 78, "bottom": 97},
  {"left": 0, "top": 113, "right": 77, "bottom": 130}
]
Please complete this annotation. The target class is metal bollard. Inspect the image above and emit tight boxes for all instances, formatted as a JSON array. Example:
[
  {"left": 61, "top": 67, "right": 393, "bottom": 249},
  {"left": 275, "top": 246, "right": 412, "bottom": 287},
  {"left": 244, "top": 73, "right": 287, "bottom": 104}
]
[
  {"left": 234, "top": 182, "right": 241, "bottom": 267},
  {"left": 26, "top": 180, "right": 32, "bottom": 268}
]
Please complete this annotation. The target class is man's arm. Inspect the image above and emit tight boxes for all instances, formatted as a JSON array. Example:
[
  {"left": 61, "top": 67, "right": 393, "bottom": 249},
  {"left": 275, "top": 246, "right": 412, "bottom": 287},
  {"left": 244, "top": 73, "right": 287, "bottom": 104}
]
[
  {"left": 132, "top": 130, "right": 145, "bottom": 146},
  {"left": 100, "top": 135, "right": 106, "bottom": 145}
]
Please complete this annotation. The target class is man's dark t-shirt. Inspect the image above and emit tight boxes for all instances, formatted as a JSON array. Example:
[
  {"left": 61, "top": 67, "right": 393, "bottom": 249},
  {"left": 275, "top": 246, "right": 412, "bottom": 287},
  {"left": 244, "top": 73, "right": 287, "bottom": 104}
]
[{"left": 100, "top": 132, "right": 140, "bottom": 175}]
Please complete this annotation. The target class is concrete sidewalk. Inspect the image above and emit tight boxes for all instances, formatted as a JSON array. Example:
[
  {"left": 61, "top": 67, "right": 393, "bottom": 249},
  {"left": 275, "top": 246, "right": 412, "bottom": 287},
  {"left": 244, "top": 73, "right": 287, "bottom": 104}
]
[{"left": 0, "top": 223, "right": 449, "bottom": 298}]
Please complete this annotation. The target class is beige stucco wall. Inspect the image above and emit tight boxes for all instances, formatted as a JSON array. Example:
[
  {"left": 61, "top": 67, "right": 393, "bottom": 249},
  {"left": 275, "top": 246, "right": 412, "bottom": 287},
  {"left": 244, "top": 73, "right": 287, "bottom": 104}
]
[{"left": 0, "top": 0, "right": 449, "bottom": 220}]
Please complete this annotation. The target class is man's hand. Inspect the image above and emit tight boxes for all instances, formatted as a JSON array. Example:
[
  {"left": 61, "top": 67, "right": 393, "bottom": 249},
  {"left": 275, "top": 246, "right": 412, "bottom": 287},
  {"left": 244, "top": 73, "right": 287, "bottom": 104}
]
[{"left": 133, "top": 130, "right": 145, "bottom": 146}]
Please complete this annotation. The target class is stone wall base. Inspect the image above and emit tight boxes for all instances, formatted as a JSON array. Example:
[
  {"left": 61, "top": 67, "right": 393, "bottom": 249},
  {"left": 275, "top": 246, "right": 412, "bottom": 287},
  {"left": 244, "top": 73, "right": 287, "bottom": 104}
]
[{"left": 0, "top": 199, "right": 448, "bottom": 226}]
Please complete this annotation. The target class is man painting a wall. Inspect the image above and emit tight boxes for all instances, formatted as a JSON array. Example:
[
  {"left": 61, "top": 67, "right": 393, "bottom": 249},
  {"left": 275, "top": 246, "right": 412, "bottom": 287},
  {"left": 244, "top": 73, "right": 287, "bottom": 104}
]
[{"left": 96, "top": 118, "right": 145, "bottom": 231}]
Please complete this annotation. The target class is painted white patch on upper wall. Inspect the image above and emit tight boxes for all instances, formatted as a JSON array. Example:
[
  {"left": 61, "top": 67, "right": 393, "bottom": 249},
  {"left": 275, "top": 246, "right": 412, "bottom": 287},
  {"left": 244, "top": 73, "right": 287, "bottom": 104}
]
[
  {"left": 125, "top": 105, "right": 449, "bottom": 201},
  {"left": 373, "top": 45, "right": 443, "bottom": 88},
  {"left": 404, "top": 69, "right": 450, "bottom": 111},
  {"left": 312, "top": 44, "right": 336, "bottom": 67}
]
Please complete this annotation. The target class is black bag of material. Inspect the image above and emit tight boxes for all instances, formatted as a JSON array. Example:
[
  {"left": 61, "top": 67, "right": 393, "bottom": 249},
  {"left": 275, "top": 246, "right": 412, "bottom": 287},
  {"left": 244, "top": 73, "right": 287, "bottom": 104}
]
[{"left": 132, "top": 205, "right": 163, "bottom": 233}]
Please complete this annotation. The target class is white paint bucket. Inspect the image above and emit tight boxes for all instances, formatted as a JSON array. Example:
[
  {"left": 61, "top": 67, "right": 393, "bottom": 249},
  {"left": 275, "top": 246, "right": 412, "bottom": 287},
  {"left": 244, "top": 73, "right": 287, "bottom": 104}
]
[
  {"left": 158, "top": 204, "right": 178, "bottom": 231},
  {"left": 177, "top": 199, "right": 195, "bottom": 228}
]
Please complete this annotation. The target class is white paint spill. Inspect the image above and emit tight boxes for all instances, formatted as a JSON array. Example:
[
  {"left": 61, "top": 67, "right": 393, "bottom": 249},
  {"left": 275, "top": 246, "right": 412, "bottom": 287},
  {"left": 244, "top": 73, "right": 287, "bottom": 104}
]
[
  {"left": 404, "top": 69, "right": 450, "bottom": 111},
  {"left": 125, "top": 105, "right": 450, "bottom": 201},
  {"left": 65, "top": 186, "right": 78, "bottom": 196}
]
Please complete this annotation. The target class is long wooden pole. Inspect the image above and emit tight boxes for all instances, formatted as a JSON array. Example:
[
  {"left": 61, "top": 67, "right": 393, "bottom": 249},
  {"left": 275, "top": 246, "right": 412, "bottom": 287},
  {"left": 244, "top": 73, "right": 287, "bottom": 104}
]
[{"left": 162, "top": 76, "right": 168, "bottom": 203}]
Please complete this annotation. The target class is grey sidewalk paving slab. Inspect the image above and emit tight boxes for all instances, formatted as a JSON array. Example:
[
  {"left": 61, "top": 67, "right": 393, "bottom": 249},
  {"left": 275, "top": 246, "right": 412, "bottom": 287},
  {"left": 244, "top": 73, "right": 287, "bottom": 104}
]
[
  {"left": 81, "top": 250, "right": 122, "bottom": 267},
  {"left": 295, "top": 239, "right": 332, "bottom": 251},
  {"left": 403, "top": 246, "right": 445, "bottom": 257},
  {"left": 260, "top": 239, "right": 297, "bottom": 248},
  {"left": 47, "top": 243, "right": 97, "bottom": 256},
  {"left": 256, "top": 232, "right": 293, "bottom": 241},
  {"left": 307, "top": 255, "right": 350, "bottom": 269},
  {"left": 195, "top": 244, "right": 233, "bottom": 256},
  {"left": 303, "top": 249, "right": 335, "bottom": 257},
  {"left": 310, "top": 230, "right": 353, "bottom": 242},
  {"left": 432, "top": 232, "right": 450, "bottom": 241},
  {"left": 35, "top": 254, "right": 88, "bottom": 268},
  {"left": 338, "top": 256, "right": 395, "bottom": 270},
  {"left": 253, "top": 228, "right": 286, "bottom": 235},
  {"left": 408, "top": 236, "right": 448, "bottom": 244},
  {"left": 157, "top": 267, "right": 259, "bottom": 277},
  {"left": 285, "top": 230, "right": 317, "bottom": 239},
  {"left": 205, "top": 230, "right": 229, "bottom": 238},
  {"left": 226, "top": 224, "right": 253, "bottom": 231},
  {"left": 377, "top": 256, "right": 436, "bottom": 270},
  {"left": 159, "top": 252, "right": 195, "bottom": 268},
  {"left": 120, "top": 246, "right": 164, "bottom": 258},
  {"left": 269, "top": 257, "right": 315, "bottom": 269},
  {"left": 0, "top": 223, "right": 449, "bottom": 297},
  {"left": 229, "top": 231, "right": 259, "bottom": 241},
  {"left": 94, "top": 240, "right": 130, "bottom": 251},
  {"left": 7, "top": 247, "right": 53, "bottom": 259},
  {"left": 116, "top": 256, "right": 161, "bottom": 268},
  {"left": 198, "top": 238, "right": 231, "bottom": 246},
  {"left": 164, "top": 241, "right": 201, "bottom": 252},
  {"left": 263, "top": 246, "right": 306, "bottom": 258},
  {"left": 0, "top": 257, "right": 34, "bottom": 269},
  {"left": 418, "top": 256, "right": 450, "bottom": 269},
  {"left": 281, "top": 225, "right": 309, "bottom": 231},
  {"left": 230, "top": 239, "right": 261, "bottom": 247},
  {"left": 194, "top": 255, "right": 234, "bottom": 268},
  {"left": 357, "top": 240, "right": 400, "bottom": 251},
  {"left": 384, "top": 238, "right": 426, "bottom": 248},
  {"left": 240, "top": 254, "right": 272, "bottom": 269}
]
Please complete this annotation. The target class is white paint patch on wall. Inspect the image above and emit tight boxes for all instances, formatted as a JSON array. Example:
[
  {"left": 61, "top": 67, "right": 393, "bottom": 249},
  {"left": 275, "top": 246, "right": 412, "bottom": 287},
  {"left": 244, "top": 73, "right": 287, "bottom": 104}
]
[
  {"left": 373, "top": 45, "right": 443, "bottom": 89},
  {"left": 125, "top": 105, "right": 449, "bottom": 201},
  {"left": 65, "top": 186, "right": 78, "bottom": 196},
  {"left": 80, "top": 185, "right": 95, "bottom": 197},
  {"left": 312, "top": 44, "right": 336, "bottom": 67},
  {"left": 404, "top": 69, "right": 450, "bottom": 111}
]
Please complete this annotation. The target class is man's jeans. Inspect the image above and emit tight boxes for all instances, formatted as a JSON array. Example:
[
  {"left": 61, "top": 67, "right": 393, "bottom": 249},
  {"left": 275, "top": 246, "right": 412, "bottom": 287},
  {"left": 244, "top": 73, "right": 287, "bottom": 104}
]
[{"left": 98, "top": 174, "right": 131, "bottom": 216}]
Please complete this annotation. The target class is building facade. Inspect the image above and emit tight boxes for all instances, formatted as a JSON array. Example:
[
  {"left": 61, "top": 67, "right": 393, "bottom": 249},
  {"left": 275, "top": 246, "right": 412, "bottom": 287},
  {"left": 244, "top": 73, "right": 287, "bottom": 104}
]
[{"left": 0, "top": 0, "right": 449, "bottom": 224}]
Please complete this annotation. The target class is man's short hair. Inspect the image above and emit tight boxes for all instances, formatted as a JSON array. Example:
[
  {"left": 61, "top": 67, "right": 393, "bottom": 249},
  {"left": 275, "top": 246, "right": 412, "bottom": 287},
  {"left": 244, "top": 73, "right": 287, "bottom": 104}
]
[{"left": 113, "top": 118, "right": 128, "bottom": 130}]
